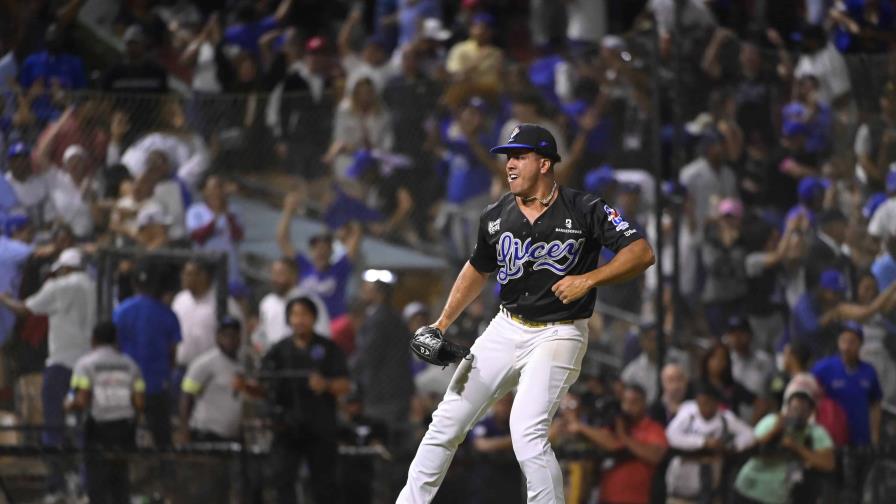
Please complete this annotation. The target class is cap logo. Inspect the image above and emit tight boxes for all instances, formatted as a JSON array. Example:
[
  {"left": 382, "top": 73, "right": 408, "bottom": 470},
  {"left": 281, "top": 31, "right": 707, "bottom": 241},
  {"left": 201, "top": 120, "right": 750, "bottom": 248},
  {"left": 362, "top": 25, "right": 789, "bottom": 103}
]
[{"left": 509, "top": 126, "right": 520, "bottom": 142}]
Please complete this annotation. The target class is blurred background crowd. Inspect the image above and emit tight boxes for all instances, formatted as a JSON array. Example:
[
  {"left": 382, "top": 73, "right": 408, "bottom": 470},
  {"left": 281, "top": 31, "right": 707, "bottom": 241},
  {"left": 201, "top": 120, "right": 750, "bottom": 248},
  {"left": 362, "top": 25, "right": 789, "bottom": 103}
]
[{"left": 2, "top": 0, "right": 896, "bottom": 503}]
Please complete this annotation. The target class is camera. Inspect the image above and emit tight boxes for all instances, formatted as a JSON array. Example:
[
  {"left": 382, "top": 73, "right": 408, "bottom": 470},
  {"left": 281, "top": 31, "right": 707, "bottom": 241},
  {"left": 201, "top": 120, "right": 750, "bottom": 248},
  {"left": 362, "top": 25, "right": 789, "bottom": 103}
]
[{"left": 588, "top": 395, "right": 622, "bottom": 429}]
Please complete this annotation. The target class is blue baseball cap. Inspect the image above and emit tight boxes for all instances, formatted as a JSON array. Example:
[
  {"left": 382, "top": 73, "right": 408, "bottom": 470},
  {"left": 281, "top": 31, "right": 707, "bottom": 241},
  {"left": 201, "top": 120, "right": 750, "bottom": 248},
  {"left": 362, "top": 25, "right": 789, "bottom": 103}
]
[
  {"left": 782, "top": 102, "right": 807, "bottom": 122},
  {"left": 782, "top": 120, "right": 808, "bottom": 137},
  {"left": 819, "top": 269, "right": 847, "bottom": 293},
  {"left": 365, "top": 34, "right": 389, "bottom": 49},
  {"left": 490, "top": 123, "right": 561, "bottom": 162},
  {"left": 840, "top": 321, "right": 864, "bottom": 340},
  {"left": 218, "top": 315, "right": 242, "bottom": 332},
  {"left": 781, "top": 102, "right": 809, "bottom": 137},
  {"left": 863, "top": 192, "right": 887, "bottom": 219},
  {"left": 6, "top": 142, "right": 29, "bottom": 159},
  {"left": 725, "top": 315, "right": 751, "bottom": 333},
  {"left": 797, "top": 176, "right": 828, "bottom": 202},
  {"left": 584, "top": 165, "right": 616, "bottom": 193},
  {"left": 886, "top": 170, "right": 896, "bottom": 193},
  {"left": 472, "top": 12, "right": 495, "bottom": 27},
  {"left": 3, "top": 213, "right": 30, "bottom": 236},
  {"left": 662, "top": 180, "right": 688, "bottom": 205}
]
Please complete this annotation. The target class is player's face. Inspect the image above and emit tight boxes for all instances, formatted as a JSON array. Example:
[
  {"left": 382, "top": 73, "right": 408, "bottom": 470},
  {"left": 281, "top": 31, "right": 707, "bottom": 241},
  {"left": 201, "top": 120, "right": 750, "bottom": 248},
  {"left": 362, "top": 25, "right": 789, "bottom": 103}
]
[{"left": 505, "top": 150, "right": 548, "bottom": 197}]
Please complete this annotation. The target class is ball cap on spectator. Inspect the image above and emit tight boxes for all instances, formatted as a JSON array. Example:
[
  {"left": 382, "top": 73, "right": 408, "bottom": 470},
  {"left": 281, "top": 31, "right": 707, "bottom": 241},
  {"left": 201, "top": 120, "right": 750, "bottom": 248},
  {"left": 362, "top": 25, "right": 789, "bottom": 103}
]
[
  {"left": 864, "top": 192, "right": 887, "bottom": 219},
  {"left": 123, "top": 24, "right": 145, "bottom": 44},
  {"left": 365, "top": 34, "right": 389, "bottom": 50},
  {"left": 136, "top": 203, "right": 171, "bottom": 229},
  {"left": 783, "top": 372, "right": 820, "bottom": 405},
  {"left": 601, "top": 35, "right": 626, "bottom": 52},
  {"left": 781, "top": 102, "right": 808, "bottom": 137},
  {"left": 787, "top": 388, "right": 816, "bottom": 407},
  {"left": 6, "top": 142, "right": 29, "bottom": 159},
  {"left": 51, "top": 247, "right": 82, "bottom": 272},
  {"left": 840, "top": 320, "right": 864, "bottom": 340},
  {"left": 886, "top": 170, "right": 896, "bottom": 193},
  {"left": 62, "top": 144, "right": 88, "bottom": 165},
  {"left": 421, "top": 18, "right": 451, "bottom": 41},
  {"left": 402, "top": 301, "right": 429, "bottom": 322},
  {"left": 797, "top": 176, "right": 828, "bottom": 202},
  {"left": 819, "top": 269, "right": 847, "bottom": 293},
  {"left": 305, "top": 36, "right": 327, "bottom": 53},
  {"left": 718, "top": 197, "right": 744, "bottom": 219},
  {"left": 584, "top": 165, "right": 617, "bottom": 194},
  {"left": 472, "top": 12, "right": 495, "bottom": 27},
  {"left": 490, "top": 123, "right": 561, "bottom": 162},
  {"left": 3, "top": 214, "right": 30, "bottom": 236},
  {"left": 725, "top": 315, "right": 751, "bottom": 334},
  {"left": 218, "top": 316, "right": 242, "bottom": 332}
]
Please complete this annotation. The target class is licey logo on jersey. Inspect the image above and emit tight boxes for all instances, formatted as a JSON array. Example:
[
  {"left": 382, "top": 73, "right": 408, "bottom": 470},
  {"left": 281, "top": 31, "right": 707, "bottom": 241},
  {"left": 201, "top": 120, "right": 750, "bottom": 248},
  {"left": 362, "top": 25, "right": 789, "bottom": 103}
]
[
  {"left": 603, "top": 204, "right": 630, "bottom": 232},
  {"left": 495, "top": 232, "right": 585, "bottom": 284}
]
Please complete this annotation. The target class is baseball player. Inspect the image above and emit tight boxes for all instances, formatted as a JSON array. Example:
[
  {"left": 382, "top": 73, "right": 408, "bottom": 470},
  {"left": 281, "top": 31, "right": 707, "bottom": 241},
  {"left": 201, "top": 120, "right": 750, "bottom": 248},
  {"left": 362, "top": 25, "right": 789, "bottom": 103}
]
[{"left": 401, "top": 123, "right": 655, "bottom": 503}]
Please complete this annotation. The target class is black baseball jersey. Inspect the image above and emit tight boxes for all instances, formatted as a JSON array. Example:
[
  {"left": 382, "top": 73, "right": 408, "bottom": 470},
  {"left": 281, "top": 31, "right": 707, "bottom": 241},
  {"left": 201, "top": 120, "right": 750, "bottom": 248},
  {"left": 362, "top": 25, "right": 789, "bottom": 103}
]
[{"left": 469, "top": 186, "right": 643, "bottom": 322}]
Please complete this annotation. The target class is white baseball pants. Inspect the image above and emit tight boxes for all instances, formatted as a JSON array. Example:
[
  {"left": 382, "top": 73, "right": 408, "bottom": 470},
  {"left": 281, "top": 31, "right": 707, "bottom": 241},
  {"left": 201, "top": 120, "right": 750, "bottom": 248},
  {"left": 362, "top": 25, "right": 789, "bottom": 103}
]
[{"left": 397, "top": 311, "right": 589, "bottom": 504}]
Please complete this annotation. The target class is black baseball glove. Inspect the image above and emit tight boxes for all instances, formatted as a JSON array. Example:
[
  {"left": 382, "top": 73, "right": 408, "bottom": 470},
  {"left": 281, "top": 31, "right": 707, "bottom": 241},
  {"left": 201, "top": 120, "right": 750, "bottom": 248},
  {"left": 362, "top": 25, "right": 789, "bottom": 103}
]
[{"left": 410, "top": 326, "right": 470, "bottom": 367}]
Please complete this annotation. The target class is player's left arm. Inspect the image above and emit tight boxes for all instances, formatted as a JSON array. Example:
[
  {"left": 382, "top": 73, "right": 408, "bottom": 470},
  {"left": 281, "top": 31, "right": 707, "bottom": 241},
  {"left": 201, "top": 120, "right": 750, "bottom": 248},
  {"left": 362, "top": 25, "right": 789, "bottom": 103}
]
[{"left": 552, "top": 239, "right": 654, "bottom": 304}]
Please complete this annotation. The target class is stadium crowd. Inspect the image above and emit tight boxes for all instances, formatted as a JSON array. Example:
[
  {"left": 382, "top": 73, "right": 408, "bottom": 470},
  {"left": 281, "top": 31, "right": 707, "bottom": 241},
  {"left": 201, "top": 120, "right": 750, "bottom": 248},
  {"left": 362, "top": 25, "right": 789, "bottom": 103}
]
[{"left": 1, "top": 0, "right": 896, "bottom": 503}]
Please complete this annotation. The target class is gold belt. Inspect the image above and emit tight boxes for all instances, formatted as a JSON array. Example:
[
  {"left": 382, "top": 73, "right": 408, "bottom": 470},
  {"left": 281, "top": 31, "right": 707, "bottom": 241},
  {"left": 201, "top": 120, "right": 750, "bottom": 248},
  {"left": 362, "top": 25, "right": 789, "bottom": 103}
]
[{"left": 499, "top": 306, "right": 575, "bottom": 328}]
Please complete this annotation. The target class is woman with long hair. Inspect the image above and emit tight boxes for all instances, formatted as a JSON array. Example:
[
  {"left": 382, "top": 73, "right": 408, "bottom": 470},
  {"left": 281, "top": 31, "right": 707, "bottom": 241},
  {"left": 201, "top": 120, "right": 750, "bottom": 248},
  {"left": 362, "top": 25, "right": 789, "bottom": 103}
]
[
  {"left": 324, "top": 75, "right": 394, "bottom": 183},
  {"left": 701, "top": 342, "right": 763, "bottom": 423}
]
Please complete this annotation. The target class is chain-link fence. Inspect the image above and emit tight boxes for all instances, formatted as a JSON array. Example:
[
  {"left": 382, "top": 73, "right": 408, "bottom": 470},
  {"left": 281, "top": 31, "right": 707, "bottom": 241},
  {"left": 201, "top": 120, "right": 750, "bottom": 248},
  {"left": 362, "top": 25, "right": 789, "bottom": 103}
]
[{"left": 4, "top": 15, "right": 896, "bottom": 502}]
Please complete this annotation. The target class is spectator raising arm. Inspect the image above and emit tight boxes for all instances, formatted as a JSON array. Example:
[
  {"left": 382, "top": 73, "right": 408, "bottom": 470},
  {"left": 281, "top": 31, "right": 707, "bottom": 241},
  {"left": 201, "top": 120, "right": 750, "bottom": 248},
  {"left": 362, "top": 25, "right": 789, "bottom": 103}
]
[
  {"left": 339, "top": 220, "right": 363, "bottom": 263},
  {"left": 33, "top": 106, "right": 75, "bottom": 172},
  {"left": 337, "top": 7, "right": 364, "bottom": 60},
  {"left": 821, "top": 281, "right": 896, "bottom": 325},
  {"left": 276, "top": 190, "right": 303, "bottom": 259},
  {"left": 272, "top": 0, "right": 295, "bottom": 25},
  {"left": 766, "top": 28, "right": 793, "bottom": 83},
  {"left": 701, "top": 28, "right": 735, "bottom": 80}
]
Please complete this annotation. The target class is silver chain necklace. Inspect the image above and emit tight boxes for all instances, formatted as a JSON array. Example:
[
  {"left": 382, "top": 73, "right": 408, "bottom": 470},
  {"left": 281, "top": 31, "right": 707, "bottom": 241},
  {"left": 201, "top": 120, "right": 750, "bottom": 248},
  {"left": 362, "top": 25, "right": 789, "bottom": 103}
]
[{"left": 522, "top": 181, "right": 558, "bottom": 206}]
